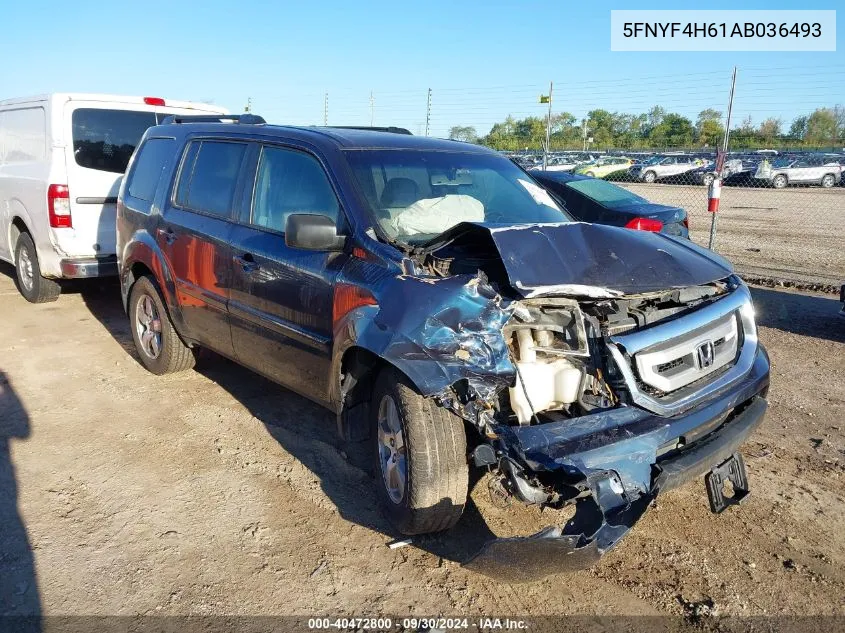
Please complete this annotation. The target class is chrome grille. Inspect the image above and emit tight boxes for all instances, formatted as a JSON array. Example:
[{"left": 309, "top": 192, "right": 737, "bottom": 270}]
[
  {"left": 633, "top": 311, "right": 739, "bottom": 393},
  {"left": 606, "top": 285, "right": 758, "bottom": 417}
]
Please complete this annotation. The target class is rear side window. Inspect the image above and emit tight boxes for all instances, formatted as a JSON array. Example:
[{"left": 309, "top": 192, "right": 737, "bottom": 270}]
[
  {"left": 175, "top": 140, "right": 246, "bottom": 218},
  {"left": 251, "top": 146, "right": 339, "bottom": 233},
  {"left": 0, "top": 107, "right": 46, "bottom": 164},
  {"left": 72, "top": 108, "right": 158, "bottom": 173},
  {"left": 126, "top": 138, "right": 175, "bottom": 204}
]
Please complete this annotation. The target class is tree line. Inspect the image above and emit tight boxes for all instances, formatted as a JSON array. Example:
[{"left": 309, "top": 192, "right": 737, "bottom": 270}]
[{"left": 448, "top": 106, "right": 845, "bottom": 151}]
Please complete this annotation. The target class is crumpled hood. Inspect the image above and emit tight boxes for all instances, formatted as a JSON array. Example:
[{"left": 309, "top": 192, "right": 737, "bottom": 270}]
[{"left": 434, "top": 222, "right": 733, "bottom": 298}]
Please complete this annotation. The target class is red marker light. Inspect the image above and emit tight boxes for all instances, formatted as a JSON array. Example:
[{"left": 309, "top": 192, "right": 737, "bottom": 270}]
[{"left": 143, "top": 97, "right": 166, "bottom": 106}]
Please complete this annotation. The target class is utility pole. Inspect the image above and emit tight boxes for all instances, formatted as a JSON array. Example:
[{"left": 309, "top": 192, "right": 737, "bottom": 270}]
[
  {"left": 582, "top": 118, "right": 588, "bottom": 152},
  {"left": 369, "top": 91, "right": 374, "bottom": 126},
  {"left": 323, "top": 93, "right": 328, "bottom": 125},
  {"left": 244, "top": 97, "right": 252, "bottom": 113},
  {"left": 708, "top": 66, "right": 737, "bottom": 250},
  {"left": 542, "top": 81, "right": 553, "bottom": 170},
  {"left": 425, "top": 88, "right": 432, "bottom": 137}
]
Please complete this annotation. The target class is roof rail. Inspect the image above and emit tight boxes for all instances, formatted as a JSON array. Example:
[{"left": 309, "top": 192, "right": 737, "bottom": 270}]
[
  {"left": 327, "top": 126, "right": 412, "bottom": 135},
  {"left": 160, "top": 113, "right": 266, "bottom": 125}
]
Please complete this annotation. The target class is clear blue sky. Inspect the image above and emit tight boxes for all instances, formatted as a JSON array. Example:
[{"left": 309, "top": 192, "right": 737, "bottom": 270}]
[{"left": 2, "top": 0, "right": 842, "bottom": 136}]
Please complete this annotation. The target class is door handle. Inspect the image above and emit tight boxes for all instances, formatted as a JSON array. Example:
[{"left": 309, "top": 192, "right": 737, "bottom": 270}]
[
  {"left": 233, "top": 253, "right": 260, "bottom": 273},
  {"left": 157, "top": 227, "right": 177, "bottom": 244}
]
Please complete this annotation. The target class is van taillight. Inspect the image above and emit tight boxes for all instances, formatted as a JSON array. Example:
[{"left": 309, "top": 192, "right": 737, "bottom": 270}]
[
  {"left": 143, "top": 97, "right": 166, "bottom": 106},
  {"left": 624, "top": 217, "right": 663, "bottom": 232},
  {"left": 48, "top": 185, "right": 72, "bottom": 228}
]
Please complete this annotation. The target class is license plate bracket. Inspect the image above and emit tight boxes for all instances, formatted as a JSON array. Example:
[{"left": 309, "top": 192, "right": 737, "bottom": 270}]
[{"left": 705, "top": 452, "right": 749, "bottom": 514}]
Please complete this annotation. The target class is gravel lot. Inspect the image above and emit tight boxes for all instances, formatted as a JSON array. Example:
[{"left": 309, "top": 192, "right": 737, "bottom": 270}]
[
  {"left": 621, "top": 183, "right": 845, "bottom": 288},
  {"left": 1, "top": 266, "right": 845, "bottom": 622}
]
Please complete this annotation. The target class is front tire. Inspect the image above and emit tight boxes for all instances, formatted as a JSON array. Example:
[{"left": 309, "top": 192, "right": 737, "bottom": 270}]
[
  {"left": 773, "top": 174, "right": 788, "bottom": 189},
  {"left": 371, "top": 367, "right": 468, "bottom": 535},
  {"left": 643, "top": 171, "right": 657, "bottom": 183},
  {"left": 14, "top": 233, "right": 60, "bottom": 303},
  {"left": 128, "top": 275, "right": 195, "bottom": 375}
]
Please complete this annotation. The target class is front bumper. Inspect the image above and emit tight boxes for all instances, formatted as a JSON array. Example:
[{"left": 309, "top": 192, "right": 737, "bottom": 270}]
[
  {"left": 464, "top": 344, "right": 770, "bottom": 581},
  {"left": 59, "top": 256, "right": 118, "bottom": 279}
]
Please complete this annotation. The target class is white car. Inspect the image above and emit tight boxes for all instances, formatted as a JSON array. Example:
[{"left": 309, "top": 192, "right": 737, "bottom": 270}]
[
  {"left": 754, "top": 155, "right": 842, "bottom": 188},
  {"left": 629, "top": 154, "right": 706, "bottom": 183},
  {"left": 0, "top": 93, "right": 227, "bottom": 302}
]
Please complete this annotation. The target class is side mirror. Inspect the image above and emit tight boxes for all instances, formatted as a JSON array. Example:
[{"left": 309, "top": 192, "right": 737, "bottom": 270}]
[{"left": 285, "top": 214, "right": 346, "bottom": 251}]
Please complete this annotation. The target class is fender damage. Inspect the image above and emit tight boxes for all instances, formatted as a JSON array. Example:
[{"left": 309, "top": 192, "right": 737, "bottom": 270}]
[{"left": 341, "top": 222, "right": 769, "bottom": 581}]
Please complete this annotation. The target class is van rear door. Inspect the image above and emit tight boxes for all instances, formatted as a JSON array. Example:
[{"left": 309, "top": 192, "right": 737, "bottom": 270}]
[{"left": 63, "top": 105, "right": 159, "bottom": 259}]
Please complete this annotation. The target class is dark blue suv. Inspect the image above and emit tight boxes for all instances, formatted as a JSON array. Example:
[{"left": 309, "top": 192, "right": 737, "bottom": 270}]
[{"left": 116, "top": 116, "right": 770, "bottom": 580}]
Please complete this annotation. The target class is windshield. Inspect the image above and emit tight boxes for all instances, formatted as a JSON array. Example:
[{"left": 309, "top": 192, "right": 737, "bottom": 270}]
[
  {"left": 565, "top": 179, "right": 648, "bottom": 208},
  {"left": 345, "top": 149, "right": 569, "bottom": 244}
]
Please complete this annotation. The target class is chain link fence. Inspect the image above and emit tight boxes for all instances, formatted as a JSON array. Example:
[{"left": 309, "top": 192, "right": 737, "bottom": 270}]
[{"left": 257, "top": 65, "right": 844, "bottom": 289}]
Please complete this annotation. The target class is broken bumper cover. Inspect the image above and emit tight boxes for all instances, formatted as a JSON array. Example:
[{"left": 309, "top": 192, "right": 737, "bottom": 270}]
[{"left": 464, "top": 344, "right": 769, "bottom": 582}]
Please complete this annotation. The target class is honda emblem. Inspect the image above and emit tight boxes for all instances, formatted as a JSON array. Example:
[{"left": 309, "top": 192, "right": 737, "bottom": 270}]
[{"left": 697, "top": 340, "right": 715, "bottom": 369}]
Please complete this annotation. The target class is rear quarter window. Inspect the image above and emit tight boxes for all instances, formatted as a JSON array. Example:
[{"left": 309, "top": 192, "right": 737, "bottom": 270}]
[
  {"left": 174, "top": 140, "right": 247, "bottom": 218},
  {"left": 0, "top": 107, "right": 46, "bottom": 164},
  {"left": 125, "top": 138, "right": 176, "bottom": 206},
  {"left": 71, "top": 108, "right": 158, "bottom": 173}
]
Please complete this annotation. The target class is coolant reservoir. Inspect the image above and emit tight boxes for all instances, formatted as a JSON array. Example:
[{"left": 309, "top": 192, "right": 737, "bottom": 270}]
[{"left": 509, "top": 357, "right": 582, "bottom": 424}]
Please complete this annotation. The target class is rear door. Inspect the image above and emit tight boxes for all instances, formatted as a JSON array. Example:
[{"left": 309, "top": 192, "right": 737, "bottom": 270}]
[
  {"left": 64, "top": 106, "right": 159, "bottom": 259},
  {"left": 157, "top": 138, "right": 249, "bottom": 357},
  {"left": 228, "top": 142, "right": 344, "bottom": 404}
]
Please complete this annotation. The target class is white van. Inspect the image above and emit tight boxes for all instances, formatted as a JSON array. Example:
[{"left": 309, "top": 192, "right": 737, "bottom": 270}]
[{"left": 0, "top": 94, "right": 228, "bottom": 302}]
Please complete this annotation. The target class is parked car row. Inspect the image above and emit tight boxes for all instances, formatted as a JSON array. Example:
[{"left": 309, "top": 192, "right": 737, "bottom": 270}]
[
  {"left": 1, "top": 95, "right": 771, "bottom": 581},
  {"left": 517, "top": 149, "right": 845, "bottom": 189}
]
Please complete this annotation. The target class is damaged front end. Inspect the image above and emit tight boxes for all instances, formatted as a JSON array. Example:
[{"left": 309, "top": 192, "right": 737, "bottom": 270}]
[{"left": 341, "top": 222, "right": 770, "bottom": 581}]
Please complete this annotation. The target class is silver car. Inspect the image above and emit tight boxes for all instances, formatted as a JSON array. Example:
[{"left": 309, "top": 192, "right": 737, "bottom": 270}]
[
  {"left": 629, "top": 154, "right": 707, "bottom": 183},
  {"left": 755, "top": 155, "right": 842, "bottom": 188}
]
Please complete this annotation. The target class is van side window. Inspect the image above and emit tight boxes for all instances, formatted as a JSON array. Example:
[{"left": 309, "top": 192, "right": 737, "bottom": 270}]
[
  {"left": 176, "top": 141, "right": 247, "bottom": 218},
  {"left": 251, "top": 146, "right": 340, "bottom": 233},
  {"left": 71, "top": 109, "right": 157, "bottom": 174},
  {"left": 0, "top": 107, "right": 46, "bottom": 164},
  {"left": 126, "top": 138, "right": 176, "bottom": 206}
]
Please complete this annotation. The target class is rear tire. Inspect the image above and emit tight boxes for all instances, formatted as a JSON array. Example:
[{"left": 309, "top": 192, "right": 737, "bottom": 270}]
[
  {"left": 643, "top": 171, "right": 657, "bottom": 183},
  {"left": 773, "top": 174, "right": 788, "bottom": 189},
  {"left": 371, "top": 367, "right": 468, "bottom": 535},
  {"left": 821, "top": 174, "right": 835, "bottom": 188},
  {"left": 128, "top": 275, "right": 195, "bottom": 375},
  {"left": 14, "top": 233, "right": 60, "bottom": 303}
]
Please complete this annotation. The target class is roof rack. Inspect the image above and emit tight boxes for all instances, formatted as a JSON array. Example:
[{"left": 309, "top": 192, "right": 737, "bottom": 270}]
[
  {"left": 161, "top": 113, "right": 266, "bottom": 125},
  {"left": 327, "top": 126, "right": 412, "bottom": 135}
]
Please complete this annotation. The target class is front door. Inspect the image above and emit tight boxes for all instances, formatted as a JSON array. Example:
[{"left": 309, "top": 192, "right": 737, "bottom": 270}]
[
  {"left": 228, "top": 143, "right": 344, "bottom": 404},
  {"left": 157, "top": 139, "right": 249, "bottom": 357}
]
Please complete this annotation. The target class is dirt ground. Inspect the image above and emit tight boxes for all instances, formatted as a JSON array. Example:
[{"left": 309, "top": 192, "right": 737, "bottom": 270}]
[
  {"left": 1, "top": 263, "right": 844, "bottom": 622},
  {"left": 621, "top": 183, "right": 845, "bottom": 288}
]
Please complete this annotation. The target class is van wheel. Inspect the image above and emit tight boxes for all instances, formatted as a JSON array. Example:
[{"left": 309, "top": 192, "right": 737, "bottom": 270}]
[
  {"left": 821, "top": 174, "right": 835, "bottom": 188},
  {"left": 14, "top": 233, "right": 60, "bottom": 303},
  {"left": 371, "top": 367, "right": 467, "bottom": 535},
  {"left": 128, "top": 275, "right": 195, "bottom": 375}
]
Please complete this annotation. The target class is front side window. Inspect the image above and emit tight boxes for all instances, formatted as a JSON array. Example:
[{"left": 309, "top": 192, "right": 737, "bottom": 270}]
[
  {"left": 126, "top": 138, "right": 175, "bottom": 204},
  {"left": 251, "top": 146, "right": 339, "bottom": 233},
  {"left": 346, "top": 149, "right": 569, "bottom": 244},
  {"left": 71, "top": 108, "right": 158, "bottom": 173},
  {"left": 176, "top": 140, "right": 246, "bottom": 218}
]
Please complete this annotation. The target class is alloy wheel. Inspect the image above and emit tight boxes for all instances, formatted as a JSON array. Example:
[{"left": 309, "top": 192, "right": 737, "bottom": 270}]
[
  {"left": 377, "top": 394, "right": 407, "bottom": 505},
  {"left": 135, "top": 294, "right": 163, "bottom": 359}
]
